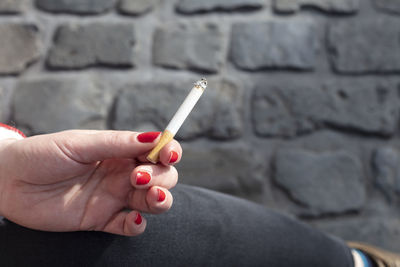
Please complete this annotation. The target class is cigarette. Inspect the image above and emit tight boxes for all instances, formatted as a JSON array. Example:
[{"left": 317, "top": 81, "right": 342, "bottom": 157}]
[{"left": 146, "top": 78, "right": 208, "bottom": 164}]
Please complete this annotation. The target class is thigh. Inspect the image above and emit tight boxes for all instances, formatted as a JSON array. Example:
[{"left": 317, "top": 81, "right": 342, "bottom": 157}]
[{"left": 0, "top": 184, "right": 353, "bottom": 267}]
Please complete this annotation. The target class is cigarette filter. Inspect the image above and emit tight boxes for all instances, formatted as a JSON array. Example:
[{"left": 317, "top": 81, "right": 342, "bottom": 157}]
[{"left": 146, "top": 78, "right": 207, "bottom": 164}]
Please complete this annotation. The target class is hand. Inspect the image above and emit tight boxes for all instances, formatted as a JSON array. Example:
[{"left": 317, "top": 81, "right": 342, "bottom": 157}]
[{"left": 0, "top": 130, "right": 181, "bottom": 236}]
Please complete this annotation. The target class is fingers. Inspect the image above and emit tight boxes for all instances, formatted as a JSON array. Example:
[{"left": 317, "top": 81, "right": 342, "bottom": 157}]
[
  {"left": 50, "top": 130, "right": 162, "bottom": 163},
  {"left": 128, "top": 162, "right": 176, "bottom": 214},
  {"left": 131, "top": 164, "right": 178, "bottom": 189},
  {"left": 127, "top": 186, "right": 173, "bottom": 214},
  {"left": 137, "top": 139, "right": 182, "bottom": 166},
  {"left": 102, "top": 210, "right": 146, "bottom": 236},
  {"left": 159, "top": 140, "right": 182, "bottom": 166},
  {"left": 103, "top": 186, "right": 173, "bottom": 236}
]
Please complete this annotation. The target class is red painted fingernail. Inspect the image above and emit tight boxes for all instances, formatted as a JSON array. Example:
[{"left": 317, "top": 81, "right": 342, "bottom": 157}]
[
  {"left": 168, "top": 151, "right": 179, "bottom": 164},
  {"left": 137, "top": 132, "right": 161, "bottom": 143},
  {"left": 136, "top": 171, "right": 151, "bottom": 185},
  {"left": 157, "top": 188, "right": 166, "bottom": 202},
  {"left": 134, "top": 213, "right": 142, "bottom": 225}
]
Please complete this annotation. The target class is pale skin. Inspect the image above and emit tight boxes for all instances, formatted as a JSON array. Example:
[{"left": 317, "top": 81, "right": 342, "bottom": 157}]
[{"left": 0, "top": 130, "right": 182, "bottom": 237}]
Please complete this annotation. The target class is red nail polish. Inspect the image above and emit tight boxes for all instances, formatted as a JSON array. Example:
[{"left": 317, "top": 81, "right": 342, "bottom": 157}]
[
  {"left": 169, "top": 151, "right": 179, "bottom": 164},
  {"left": 137, "top": 132, "right": 161, "bottom": 143},
  {"left": 136, "top": 171, "right": 151, "bottom": 185},
  {"left": 134, "top": 213, "right": 142, "bottom": 225},
  {"left": 157, "top": 188, "right": 166, "bottom": 202}
]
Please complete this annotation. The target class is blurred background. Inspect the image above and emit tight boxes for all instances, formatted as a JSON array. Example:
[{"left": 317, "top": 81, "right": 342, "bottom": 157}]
[{"left": 1, "top": 0, "right": 400, "bottom": 252}]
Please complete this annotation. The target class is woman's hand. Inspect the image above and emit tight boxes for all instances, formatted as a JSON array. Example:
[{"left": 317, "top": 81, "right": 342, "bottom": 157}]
[{"left": 0, "top": 130, "right": 181, "bottom": 236}]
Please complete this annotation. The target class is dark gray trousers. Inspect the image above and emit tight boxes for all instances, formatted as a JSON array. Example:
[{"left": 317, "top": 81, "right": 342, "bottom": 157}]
[{"left": 0, "top": 184, "right": 353, "bottom": 267}]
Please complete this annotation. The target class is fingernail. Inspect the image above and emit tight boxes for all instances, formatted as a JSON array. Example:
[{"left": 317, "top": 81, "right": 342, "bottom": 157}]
[
  {"left": 168, "top": 151, "right": 179, "bottom": 164},
  {"left": 137, "top": 132, "right": 161, "bottom": 143},
  {"left": 136, "top": 171, "right": 151, "bottom": 185},
  {"left": 134, "top": 213, "right": 142, "bottom": 225},
  {"left": 157, "top": 188, "right": 166, "bottom": 202}
]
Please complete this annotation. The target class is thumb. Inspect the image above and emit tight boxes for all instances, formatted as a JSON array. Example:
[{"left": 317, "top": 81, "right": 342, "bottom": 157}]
[{"left": 52, "top": 130, "right": 161, "bottom": 163}]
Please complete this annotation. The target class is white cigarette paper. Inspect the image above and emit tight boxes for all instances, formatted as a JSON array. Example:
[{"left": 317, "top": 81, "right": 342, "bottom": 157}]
[{"left": 146, "top": 78, "right": 207, "bottom": 163}]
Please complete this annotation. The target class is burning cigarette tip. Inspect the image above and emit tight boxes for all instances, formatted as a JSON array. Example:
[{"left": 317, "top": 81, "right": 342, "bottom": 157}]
[{"left": 195, "top": 78, "right": 208, "bottom": 91}]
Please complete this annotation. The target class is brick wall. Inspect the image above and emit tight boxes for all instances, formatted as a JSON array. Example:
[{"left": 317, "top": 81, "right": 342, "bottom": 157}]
[{"left": 1, "top": 0, "right": 400, "bottom": 252}]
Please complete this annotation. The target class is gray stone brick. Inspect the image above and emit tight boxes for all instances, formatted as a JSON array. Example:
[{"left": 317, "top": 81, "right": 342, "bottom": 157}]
[
  {"left": 36, "top": 0, "right": 116, "bottom": 14},
  {"left": 374, "top": 0, "right": 400, "bottom": 14},
  {"left": 328, "top": 18, "right": 400, "bottom": 73},
  {"left": 47, "top": 23, "right": 135, "bottom": 69},
  {"left": 252, "top": 80, "right": 399, "bottom": 137},
  {"left": 372, "top": 147, "right": 400, "bottom": 201},
  {"left": 209, "top": 80, "right": 244, "bottom": 140},
  {"left": 230, "top": 21, "right": 319, "bottom": 71},
  {"left": 316, "top": 217, "right": 400, "bottom": 253},
  {"left": 118, "top": 0, "right": 156, "bottom": 15},
  {"left": 12, "top": 76, "right": 111, "bottom": 134},
  {"left": 274, "top": 0, "right": 359, "bottom": 14},
  {"left": 179, "top": 143, "right": 265, "bottom": 195},
  {"left": 0, "top": 24, "right": 41, "bottom": 75},
  {"left": 153, "top": 24, "right": 224, "bottom": 73},
  {"left": 273, "top": 149, "right": 365, "bottom": 215},
  {"left": 0, "top": 0, "right": 25, "bottom": 13},
  {"left": 320, "top": 81, "right": 399, "bottom": 136},
  {"left": 176, "top": 0, "right": 264, "bottom": 13},
  {"left": 252, "top": 82, "right": 317, "bottom": 137},
  {"left": 113, "top": 78, "right": 243, "bottom": 140},
  {"left": 113, "top": 79, "right": 212, "bottom": 139}
]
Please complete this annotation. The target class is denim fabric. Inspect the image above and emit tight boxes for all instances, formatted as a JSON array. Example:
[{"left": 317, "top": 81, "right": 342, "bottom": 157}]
[{"left": 0, "top": 184, "right": 353, "bottom": 267}]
